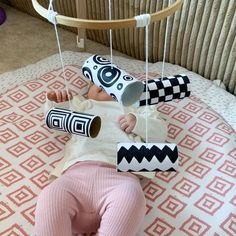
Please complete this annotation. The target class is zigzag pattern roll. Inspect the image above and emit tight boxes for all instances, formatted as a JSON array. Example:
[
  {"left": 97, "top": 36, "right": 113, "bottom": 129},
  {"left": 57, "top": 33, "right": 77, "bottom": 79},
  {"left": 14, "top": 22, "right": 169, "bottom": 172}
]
[
  {"left": 139, "top": 75, "right": 191, "bottom": 106},
  {"left": 82, "top": 55, "right": 144, "bottom": 106},
  {"left": 117, "top": 143, "right": 178, "bottom": 172},
  {"left": 45, "top": 108, "right": 101, "bottom": 138}
]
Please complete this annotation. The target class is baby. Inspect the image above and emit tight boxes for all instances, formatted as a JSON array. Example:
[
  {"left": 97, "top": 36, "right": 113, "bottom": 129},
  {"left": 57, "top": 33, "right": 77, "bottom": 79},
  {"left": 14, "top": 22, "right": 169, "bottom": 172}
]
[{"left": 35, "top": 84, "right": 167, "bottom": 236}]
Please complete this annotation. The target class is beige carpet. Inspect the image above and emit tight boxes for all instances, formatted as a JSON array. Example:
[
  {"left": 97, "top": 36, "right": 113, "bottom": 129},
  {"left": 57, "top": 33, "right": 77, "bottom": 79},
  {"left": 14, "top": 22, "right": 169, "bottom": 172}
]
[{"left": 0, "top": 2, "right": 130, "bottom": 74}]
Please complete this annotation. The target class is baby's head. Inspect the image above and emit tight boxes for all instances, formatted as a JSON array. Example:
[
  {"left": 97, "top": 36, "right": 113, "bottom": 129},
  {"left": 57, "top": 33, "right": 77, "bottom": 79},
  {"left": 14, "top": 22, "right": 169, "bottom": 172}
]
[{"left": 87, "top": 83, "right": 114, "bottom": 102}]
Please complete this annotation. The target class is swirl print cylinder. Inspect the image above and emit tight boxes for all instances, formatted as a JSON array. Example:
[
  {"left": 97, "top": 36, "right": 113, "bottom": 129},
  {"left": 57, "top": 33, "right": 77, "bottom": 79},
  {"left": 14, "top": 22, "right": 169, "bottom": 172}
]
[
  {"left": 82, "top": 55, "right": 144, "bottom": 106},
  {"left": 45, "top": 108, "right": 101, "bottom": 138},
  {"left": 138, "top": 74, "right": 191, "bottom": 106},
  {"left": 117, "top": 143, "right": 178, "bottom": 172}
]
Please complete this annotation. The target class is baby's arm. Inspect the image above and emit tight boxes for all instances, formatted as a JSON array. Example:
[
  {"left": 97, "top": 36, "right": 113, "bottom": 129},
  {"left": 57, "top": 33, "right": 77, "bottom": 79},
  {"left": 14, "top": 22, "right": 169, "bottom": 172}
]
[
  {"left": 118, "top": 114, "right": 136, "bottom": 134},
  {"left": 119, "top": 106, "right": 167, "bottom": 143},
  {"left": 47, "top": 90, "right": 73, "bottom": 103},
  {"left": 44, "top": 90, "right": 73, "bottom": 117}
]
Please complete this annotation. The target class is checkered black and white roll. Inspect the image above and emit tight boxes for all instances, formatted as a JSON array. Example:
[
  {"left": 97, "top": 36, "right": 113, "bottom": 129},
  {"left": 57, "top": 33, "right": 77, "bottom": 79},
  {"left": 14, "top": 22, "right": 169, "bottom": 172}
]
[
  {"left": 82, "top": 55, "right": 144, "bottom": 106},
  {"left": 138, "top": 74, "right": 191, "bottom": 106},
  {"left": 45, "top": 108, "right": 101, "bottom": 138},
  {"left": 117, "top": 143, "right": 178, "bottom": 172}
]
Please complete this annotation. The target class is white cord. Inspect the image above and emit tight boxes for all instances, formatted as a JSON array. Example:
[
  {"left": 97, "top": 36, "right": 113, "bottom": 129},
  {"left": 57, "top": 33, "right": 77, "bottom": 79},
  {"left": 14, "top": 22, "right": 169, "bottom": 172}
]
[
  {"left": 108, "top": 0, "right": 113, "bottom": 64},
  {"left": 47, "top": 0, "right": 72, "bottom": 110},
  {"left": 145, "top": 23, "right": 149, "bottom": 143},
  {"left": 135, "top": 14, "right": 150, "bottom": 143},
  {"left": 47, "top": 0, "right": 57, "bottom": 24},
  {"left": 161, "top": 17, "right": 169, "bottom": 80},
  {"left": 161, "top": 1, "right": 171, "bottom": 80}
]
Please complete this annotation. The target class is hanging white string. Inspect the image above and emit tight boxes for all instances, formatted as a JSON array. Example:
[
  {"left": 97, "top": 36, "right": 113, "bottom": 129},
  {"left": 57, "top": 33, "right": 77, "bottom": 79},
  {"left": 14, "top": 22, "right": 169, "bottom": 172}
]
[
  {"left": 161, "top": 1, "right": 170, "bottom": 80},
  {"left": 108, "top": 0, "right": 113, "bottom": 64},
  {"left": 48, "top": 0, "right": 72, "bottom": 110},
  {"left": 145, "top": 23, "right": 150, "bottom": 143},
  {"left": 135, "top": 14, "right": 150, "bottom": 143}
]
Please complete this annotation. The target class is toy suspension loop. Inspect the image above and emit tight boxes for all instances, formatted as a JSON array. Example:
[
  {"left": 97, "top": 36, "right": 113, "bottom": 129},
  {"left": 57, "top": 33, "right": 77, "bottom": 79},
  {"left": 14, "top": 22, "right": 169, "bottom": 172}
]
[
  {"left": 135, "top": 10, "right": 169, "bottom": 141},
  {"left": 48, "top": 0, "right": 72, "bottom": 110},
  {"left": 135, "top": 14, "right": 151, "bottom": 143}
]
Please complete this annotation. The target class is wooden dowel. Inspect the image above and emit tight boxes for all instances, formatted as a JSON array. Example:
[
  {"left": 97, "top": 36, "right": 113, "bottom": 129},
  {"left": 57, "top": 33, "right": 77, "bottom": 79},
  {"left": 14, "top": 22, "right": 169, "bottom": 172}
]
[{"left": 32, "top": 0, "right": 183, "bottom": 30}]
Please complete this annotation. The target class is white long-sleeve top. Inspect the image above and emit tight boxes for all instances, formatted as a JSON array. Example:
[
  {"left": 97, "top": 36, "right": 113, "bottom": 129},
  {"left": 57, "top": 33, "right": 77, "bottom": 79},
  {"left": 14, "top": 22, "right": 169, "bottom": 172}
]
[{"left": 45, "top": 96, "right": 168, "bottom": 179}]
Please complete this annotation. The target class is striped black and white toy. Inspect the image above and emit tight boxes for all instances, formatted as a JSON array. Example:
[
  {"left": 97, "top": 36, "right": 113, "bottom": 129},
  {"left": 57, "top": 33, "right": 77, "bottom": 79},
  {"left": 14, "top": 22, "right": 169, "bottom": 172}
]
[
  {"left": 117, "top": 143, "right": 178, "bottom": 172},
  {"left": 45, "top": 107, "right": 101, "bottom": 138},
  {"left": 82, "top": 55, "right": 144, "bottom": 106},
  {"left": 138, "top": 74, "right": 191, "bottom": 106}
]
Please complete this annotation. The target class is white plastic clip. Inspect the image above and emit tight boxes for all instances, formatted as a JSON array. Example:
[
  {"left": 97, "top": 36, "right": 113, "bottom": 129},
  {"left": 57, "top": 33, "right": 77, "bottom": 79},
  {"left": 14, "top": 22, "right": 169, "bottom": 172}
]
[
  {"left": 135, "top": 14, "right": 151, "bottom": 28},
  {"left": 76, "top": 36, "right": 85, "bottom": 49},
  {"left": 47, "top": 0, "right": 57, "bottom": 24}
]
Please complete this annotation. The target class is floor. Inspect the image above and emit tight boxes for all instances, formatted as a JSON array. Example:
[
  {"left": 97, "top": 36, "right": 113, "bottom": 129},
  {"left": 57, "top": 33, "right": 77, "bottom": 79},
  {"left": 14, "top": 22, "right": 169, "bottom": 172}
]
[{"left": 0, "top": 2, "right": 128, "bottom": 74}]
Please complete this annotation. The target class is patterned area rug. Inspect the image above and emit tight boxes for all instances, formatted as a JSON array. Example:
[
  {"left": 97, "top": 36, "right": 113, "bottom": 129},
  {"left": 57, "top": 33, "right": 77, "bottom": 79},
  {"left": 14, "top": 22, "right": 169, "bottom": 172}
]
[{"left": 0, "top": 51, "right": 236, "bottom": 236}]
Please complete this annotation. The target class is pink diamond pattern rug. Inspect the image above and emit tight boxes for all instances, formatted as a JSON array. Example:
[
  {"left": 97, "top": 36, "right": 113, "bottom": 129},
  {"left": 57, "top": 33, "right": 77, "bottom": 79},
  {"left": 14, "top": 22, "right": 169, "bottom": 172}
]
[{"left": 0, "top": 64, "right": 236, "bottom": 236}]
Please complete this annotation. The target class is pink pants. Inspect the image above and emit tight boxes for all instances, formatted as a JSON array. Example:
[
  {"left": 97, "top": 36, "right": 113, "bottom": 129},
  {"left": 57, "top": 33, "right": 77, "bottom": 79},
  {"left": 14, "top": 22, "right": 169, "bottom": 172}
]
[{"left": 35, "top": 161, "right": 146, "bottom": 236}]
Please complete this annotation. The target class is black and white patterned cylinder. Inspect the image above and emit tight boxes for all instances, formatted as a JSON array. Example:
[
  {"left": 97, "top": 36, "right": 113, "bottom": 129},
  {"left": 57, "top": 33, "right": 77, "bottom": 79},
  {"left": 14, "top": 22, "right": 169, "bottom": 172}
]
[
  {"left": 117, "top": 143, "right": 178, "bottom": 172},
  {"left": 82, "top": 55, "right": 144, "bottom": 106},
  {"left": 138, "top": 74, "right": 191, "bottom": 106},
  {"left": 45, "top": 107, "right": 101, "bottom": 138}
]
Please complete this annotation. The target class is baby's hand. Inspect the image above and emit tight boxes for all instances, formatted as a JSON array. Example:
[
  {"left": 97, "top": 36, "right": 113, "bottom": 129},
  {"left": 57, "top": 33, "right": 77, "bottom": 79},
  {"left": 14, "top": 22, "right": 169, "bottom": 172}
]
[
  {"left": 47, "top": 90, "right": 73, "bottom": 103},
  {"left": 118, "top": 114, "right": 136, "bottom": 134}
]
